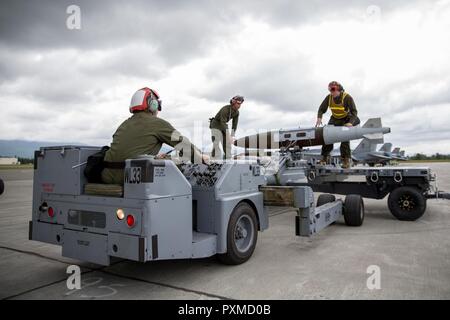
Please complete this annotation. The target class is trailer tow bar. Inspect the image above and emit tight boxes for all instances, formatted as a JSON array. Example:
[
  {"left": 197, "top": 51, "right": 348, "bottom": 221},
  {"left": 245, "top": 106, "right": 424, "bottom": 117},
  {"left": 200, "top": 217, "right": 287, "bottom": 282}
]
[{"left": 426, "top": 192, "right": 450, "bottom": 200}]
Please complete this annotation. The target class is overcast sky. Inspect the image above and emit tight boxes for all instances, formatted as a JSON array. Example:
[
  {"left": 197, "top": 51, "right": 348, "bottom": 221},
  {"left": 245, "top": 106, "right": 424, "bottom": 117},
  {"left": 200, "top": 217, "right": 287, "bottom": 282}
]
[{"left": 1, "top": 0, "right": 450, "bottom": 155}]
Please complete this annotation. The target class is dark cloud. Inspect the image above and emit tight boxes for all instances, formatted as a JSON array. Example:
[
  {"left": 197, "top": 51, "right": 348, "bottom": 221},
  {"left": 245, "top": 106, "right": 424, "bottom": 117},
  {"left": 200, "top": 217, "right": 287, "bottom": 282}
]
[
  {"left": 0, "top": 0, "right": 243, "bottom": 104},
  {"left": 0, "top": 0, "right": 414, "bottom": 62},
  {"left": 0, "top": 0, "right": 424, "bottom": 100},
  {"left": 0, "top": 0, "right": 239, "bottom": 65},
  {"left": 198, "top": 54, "right": 321, "bottom": 112},
  {"left": 0, "top": 0, "right": 449, "bottom": 154}
]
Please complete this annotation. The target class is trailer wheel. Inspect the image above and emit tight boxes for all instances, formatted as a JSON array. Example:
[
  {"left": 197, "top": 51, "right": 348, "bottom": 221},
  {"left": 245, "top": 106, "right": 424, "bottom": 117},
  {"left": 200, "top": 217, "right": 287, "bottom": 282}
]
[
  {"left": 344, "top": 195, "right": 364, "bottom": 226},
  {"left": 0, "top": 179, "right": 4, "bottom": 195},
  {"left": 218, "top": 202, "right": 258, "bottom": 265},
  {"left": 317, "top": 194, "right": 336, "bottom": 207},
  {"left": 388, "top": 187, "right": 426, "bottom": 221}
]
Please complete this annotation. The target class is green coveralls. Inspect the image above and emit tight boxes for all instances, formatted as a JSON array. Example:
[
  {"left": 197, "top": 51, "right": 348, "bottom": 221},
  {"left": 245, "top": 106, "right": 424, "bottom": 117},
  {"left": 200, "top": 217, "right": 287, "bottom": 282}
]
[
  {"left": 317, "top": 92, "right": 360, "bottom": 158},
  {"left": 102, "top": 111, "right": 201, "bottom": 185},
  {"left": 209, "top": 105, "right": 239, "bottom": 159}
]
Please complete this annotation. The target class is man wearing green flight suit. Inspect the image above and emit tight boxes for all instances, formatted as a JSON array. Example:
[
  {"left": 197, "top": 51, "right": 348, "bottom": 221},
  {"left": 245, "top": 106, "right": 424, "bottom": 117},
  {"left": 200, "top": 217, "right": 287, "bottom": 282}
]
[
  {"left": 315, "top": 81, "right": 360, "bottom": 168},
  {"left": 101, "top": 87, "right": 209, "bottom": 185},
  {"left": 209, "top": 95, "right": 244, "bottom": 159}
]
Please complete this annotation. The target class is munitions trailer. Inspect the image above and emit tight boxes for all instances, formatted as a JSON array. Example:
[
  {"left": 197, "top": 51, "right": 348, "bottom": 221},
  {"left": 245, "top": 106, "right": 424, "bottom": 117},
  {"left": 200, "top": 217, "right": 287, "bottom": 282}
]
[
  {"left": 265, "top": 150, "right": 450, "bottom": 221},
  {"left": 29, "top": 146, "right": 364, "bottom": 266}
]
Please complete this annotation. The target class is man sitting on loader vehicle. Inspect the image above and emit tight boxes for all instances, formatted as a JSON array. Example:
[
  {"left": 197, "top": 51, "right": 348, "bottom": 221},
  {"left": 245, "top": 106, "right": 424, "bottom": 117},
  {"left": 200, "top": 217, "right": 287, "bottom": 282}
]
[{"left": 101, "top": 87, "right": 209, "bottom": 185}]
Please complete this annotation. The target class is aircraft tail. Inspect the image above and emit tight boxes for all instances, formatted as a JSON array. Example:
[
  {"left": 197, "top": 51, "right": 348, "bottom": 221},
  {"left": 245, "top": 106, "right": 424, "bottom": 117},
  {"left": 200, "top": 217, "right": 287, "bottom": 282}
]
[
  {"left": 354, "top": 118, "right": 387, "bottom": 154},
  {"left": 353, "top": 138, "right": 378, "bottom": 154},
  {"left": 379, "top": 143, "right": 392, "bottom": 153},
  {"left": 392, "top": 147, "right": 400, "bottom": 154}
]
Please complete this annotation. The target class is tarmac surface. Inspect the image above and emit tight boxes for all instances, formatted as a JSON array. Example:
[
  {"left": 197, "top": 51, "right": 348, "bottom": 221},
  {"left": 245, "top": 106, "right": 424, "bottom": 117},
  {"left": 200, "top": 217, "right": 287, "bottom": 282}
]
[{"left": 0, "top": 163, "right": 449, "bottom": 300}]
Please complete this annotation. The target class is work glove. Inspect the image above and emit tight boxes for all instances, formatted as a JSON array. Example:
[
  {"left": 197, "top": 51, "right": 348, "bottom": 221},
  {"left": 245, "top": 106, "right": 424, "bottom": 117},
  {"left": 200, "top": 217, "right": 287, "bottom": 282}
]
[
  {"left": 202, "top": 154, "right": 210, "bottom": 165},
  {"left": 315, "top": 118, "right": 323, "bottom": 127}
]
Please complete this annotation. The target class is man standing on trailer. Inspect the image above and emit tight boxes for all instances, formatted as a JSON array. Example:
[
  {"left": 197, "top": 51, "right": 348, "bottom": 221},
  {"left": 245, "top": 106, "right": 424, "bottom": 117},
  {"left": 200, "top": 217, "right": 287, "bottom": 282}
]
[
  {"left": 209, "top": 95, "right": 244, "bottom": 159},
  {"left": 315, "top": 81, "right": 360, "bottom": 168}
]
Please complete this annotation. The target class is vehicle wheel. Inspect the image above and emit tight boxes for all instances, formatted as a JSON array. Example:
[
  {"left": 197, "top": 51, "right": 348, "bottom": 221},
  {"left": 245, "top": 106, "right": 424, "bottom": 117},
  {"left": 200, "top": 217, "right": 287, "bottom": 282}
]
[
  {"left": 344, "top": 195, "right": 364, "bottom": 226},
  {"left": 317, "top": 194, "right": 336, "bottom": 207},
  {"left": 388, "top": 187, "right": 426, "bottom": 221},
  {"left": 0, "top": 179, "right": 4, "bottom": 195},
  {"left": 218, "top": 202, "right": 258, "bottom": 265}
]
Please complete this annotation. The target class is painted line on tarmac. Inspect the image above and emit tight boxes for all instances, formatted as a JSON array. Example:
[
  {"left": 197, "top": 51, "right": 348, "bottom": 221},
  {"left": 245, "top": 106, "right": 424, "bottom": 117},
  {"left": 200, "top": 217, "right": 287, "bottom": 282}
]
[
  {"left": 0, "top": 245, "right": 83, "bottom": 266},
  {"left": 99, "top": 269, "right": 233, "bottom": 300},
  {"left": 0, "top": 245, "right": 233, "bottom": 300},
  {"left": 3, "top": 269, "right": 100, "bottom": 300},
  {"left": 327, "top": 225, "right": 450, "bottom": 236},
  {"left": 0, "top": 245, "right": 122, "bottom": 300}
]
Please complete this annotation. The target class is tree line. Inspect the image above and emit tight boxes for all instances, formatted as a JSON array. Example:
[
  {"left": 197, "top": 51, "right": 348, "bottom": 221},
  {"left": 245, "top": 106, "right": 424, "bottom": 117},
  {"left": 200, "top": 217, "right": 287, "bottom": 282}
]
[{"left": 409, "top": 153, "right": 450, "bottom": 160}]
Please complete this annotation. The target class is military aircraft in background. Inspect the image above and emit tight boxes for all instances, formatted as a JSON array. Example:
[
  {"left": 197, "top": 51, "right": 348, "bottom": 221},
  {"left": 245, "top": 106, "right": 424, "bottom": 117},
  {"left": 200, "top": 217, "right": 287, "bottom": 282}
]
[
  {"left": 301, "top": 140, "right": 407, "bottom": 166},
  {"left": 390, "top": 147, "right": 407, "bottom": 161},
  {"left": 352, "top": 140, "right": 394, "bottom": 166}
]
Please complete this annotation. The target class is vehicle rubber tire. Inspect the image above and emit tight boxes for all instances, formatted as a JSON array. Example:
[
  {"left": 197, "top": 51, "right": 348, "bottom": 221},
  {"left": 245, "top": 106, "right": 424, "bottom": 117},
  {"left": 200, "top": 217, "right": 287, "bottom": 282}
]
[
  {"left": 317, "top": 194, "right": 336, "bottom": 207},
  {"left": 344, "top": 194, "right": 364, "bottom": 226},
  {"left": 0, "top": 179, "right": 4, "bottom": 195},
  {"left": 388, "top": 187, "right": 427, "bottom": 221},
  {"left": 218, "top": 202, "right": 258, "bottom": 265}
]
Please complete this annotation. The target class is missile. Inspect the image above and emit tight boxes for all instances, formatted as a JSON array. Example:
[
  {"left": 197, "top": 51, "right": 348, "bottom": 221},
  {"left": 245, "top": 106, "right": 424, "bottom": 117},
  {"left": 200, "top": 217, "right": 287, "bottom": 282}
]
[{"left": 234, "top": 118, "right": 390, "bottom": 150}]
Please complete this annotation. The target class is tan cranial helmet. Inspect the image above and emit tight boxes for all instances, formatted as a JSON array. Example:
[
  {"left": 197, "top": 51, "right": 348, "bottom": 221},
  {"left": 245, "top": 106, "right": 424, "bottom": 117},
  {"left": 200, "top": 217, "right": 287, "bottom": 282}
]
[
  {"left": 230, "top": 95, "right": 244, "bottom": 104},
  {"left": 328, "top": 81, "right": 344, "bottom": 92}
]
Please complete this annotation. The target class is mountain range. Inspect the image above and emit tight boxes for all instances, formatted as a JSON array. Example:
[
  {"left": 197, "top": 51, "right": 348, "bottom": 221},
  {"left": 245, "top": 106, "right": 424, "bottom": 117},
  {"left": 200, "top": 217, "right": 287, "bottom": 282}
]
[
  {"left": 0, "top": 140, "right": 173, "bottom": 159},
  {"left": 0, "top": 140, "right": 88, "bottom": 159}
]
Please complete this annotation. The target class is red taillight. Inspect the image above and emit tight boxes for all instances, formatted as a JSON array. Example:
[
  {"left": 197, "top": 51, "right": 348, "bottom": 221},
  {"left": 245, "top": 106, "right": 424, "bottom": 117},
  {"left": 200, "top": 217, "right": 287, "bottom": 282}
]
[
  {"left": 48, "top": 207, "right": 54, "bottom": 218},
  {"left": 126, "top": 215, "right": 135, "bottom": 227}
]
